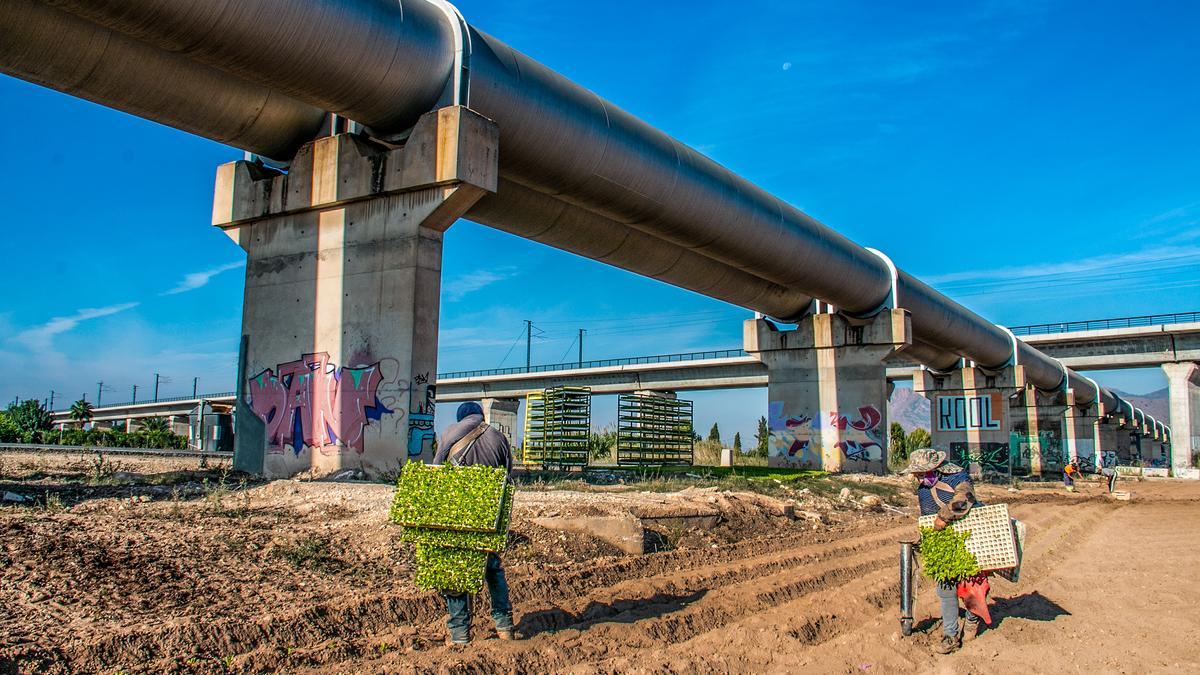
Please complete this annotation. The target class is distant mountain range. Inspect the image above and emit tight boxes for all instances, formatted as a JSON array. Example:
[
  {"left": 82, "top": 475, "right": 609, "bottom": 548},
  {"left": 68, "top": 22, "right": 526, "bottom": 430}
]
[
  {"left": 887, "top": 386, "right": 1168, "bottom": 432},
  {"left": 1110, "top": 388, "right": 1169, "bottom": 422},
  {"left": 888, "top": 387, "right": 931, "bottom": 432}
]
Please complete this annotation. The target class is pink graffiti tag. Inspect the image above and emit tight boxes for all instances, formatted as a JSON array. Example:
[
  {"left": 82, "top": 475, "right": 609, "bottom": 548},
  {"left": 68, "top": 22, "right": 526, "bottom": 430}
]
[
  {"left": 247, "top": 352, "right": 392, "bottom": 456},
  {"left": 828, "top": 405, "right": 884, "bottom": 462},
  {"left": 828, "top": 405, "right": 882, "bottom": 432}
]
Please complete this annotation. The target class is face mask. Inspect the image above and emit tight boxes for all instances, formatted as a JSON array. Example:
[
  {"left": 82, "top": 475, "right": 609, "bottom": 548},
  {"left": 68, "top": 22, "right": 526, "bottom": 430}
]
[{"left": 919, "top": 471, "right": 938, "bottom": 487}]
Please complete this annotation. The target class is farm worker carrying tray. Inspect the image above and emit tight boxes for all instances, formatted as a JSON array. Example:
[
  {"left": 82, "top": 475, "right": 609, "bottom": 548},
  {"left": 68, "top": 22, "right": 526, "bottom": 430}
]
[
  {"left": 899, "top": 449, "right": 1023, "bottom": 656},
  {"left": 390, "top": 401, "right": 517, "bottom": 646}
]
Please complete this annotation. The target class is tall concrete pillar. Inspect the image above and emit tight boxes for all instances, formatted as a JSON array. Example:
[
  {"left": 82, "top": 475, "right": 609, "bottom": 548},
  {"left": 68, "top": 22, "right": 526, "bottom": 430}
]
[
  {"left": 1162, "top": 362, "right": 1200, "bottom": 476},
  {"left": 481, "top": 398, "right": 520, "bottom": 445},
  {"left": 214, "top": 107, "right": 498, "bottom": 478},
  {"left": 1096, "top": 418, "right": 1123, "bottom": 468},
  {"left": 1009, "top": 373, "right": 1067, "bottom": 477},
  {"left": 913, "top": 366, "right": 1016, "bottom": 476},
  {"left": 745, "top": 310, "right": 910, "bottom": 474},
  {"left": 1063, "top": 390, "right": 1100, "bottom": 470}
]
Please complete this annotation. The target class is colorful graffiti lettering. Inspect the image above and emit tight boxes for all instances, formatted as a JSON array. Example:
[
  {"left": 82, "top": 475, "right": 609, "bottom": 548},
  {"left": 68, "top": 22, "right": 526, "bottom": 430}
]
[
  {"left": 767, "top": 402, "right": 885, "bottom": 466},
  {"left": 828, "top": 406, "right": 882, "bottom": 432},
  {"left": 830, "top": 406, "right": 884, "bottom": 463},
  {"left": 247, "top": 352, "right": 393, "bottom": 456},
  {"left": 407, "top": 380, "right": 436, "bottom": 458},
  {"left": 950, "top": 442, "right": 1011, "bottom": 474}
]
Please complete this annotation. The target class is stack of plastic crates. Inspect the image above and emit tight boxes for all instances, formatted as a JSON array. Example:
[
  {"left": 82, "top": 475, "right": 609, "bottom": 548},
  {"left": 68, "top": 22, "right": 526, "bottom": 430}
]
[
  {"left": 521, "top": 392, "right": 547, "bottom": 466},
  {"left": 522, "top": 387, "right": 591, "bottom": 469},
  {"left": 542, "top": 386, "right": 591, "bottom": 469},
  {"left": 616, "top": 394, "right": 694, "bottom": 466}
]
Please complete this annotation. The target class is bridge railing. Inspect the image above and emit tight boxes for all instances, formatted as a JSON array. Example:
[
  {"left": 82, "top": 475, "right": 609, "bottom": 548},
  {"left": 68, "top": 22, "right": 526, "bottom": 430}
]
[
  {"left": 52, "top": 391, "right": 236, "bottom": 414},
  {"left": 438, "top": 348, "right": 750, "bottom": 380},
  {"left": 1008, "top": 311, "right": 1200, "bottom": 336}
]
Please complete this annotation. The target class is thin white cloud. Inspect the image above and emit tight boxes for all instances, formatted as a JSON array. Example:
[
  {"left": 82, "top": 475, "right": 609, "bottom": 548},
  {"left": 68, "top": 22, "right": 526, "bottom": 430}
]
[
  {"left": 162, "top": 261, "right": 245, "bottom": 296},
  {"left": 443, "top": 267, "right": 517, "bottom": 302},
  {"left": 920, "top": 246, "right": 1200, "bottom": 286},
  {"left": 11, "top": 302, "right": 140, "bottom": 352},
  {"left": 1139, "top": 201, "right": 1200, "bottom": 228}
]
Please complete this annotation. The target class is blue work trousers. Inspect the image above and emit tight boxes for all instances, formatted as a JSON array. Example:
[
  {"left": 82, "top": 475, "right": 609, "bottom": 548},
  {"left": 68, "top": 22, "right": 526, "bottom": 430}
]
[
  {"left": 937, "top": 581, "right": 981, "bottom": 637},
  {"left": 444, "top": 553, "right": 513, "bottom": 642}
]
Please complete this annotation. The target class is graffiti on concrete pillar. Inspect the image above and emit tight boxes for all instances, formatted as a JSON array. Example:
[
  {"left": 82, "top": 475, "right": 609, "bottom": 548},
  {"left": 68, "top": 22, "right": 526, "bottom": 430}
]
[
  {"left": 828, "top": 406, "right": 884, "bottom": 462},
  {"left": 407, "top": 375, "right": 436, "bottom": 458},
  {"left": 768, "top": 402, "right": 818, "bottom": 466},
  {"left": 936, "top": 394, "right": 1003, "bottom": 431},
  {"left": 247, "top": 352, "right": 394, "bottom": 456},
  {"left": 767, "top": 402, "right": 885, "bottom": 467},
  {"left": 950, "top": 442, "right": 1011, "bottom": 474}
]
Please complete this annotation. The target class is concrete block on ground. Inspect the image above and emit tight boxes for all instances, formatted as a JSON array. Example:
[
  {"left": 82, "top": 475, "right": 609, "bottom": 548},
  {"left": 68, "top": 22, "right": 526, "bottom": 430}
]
[{"left": 530, "top": 515, "right": 645, "bottom": 555}]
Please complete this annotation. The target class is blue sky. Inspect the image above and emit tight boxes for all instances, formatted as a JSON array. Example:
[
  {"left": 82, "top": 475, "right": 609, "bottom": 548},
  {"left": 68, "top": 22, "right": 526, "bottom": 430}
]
[{"left": 1, "top": 0, "right": 1198, "bottom": 442}]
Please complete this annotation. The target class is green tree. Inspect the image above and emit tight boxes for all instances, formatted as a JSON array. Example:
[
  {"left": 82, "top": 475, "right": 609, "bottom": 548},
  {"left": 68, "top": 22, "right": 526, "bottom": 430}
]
[
  {"left": 733, "top": 432, "right": 742, "bottom": 452},
  {"left": 707, "top": 422, "right": 721, "bottom": 445},
  {"left": 589, "top": 425, "right": 617, "bottom": 461},
  {"left": 69, "top": 398, "right": 94, "bottom": 425},
  {"left": 5, "top": 400, "right": 52, "bottom": 436},
  {"left": 889, "top": 422, "right": 908, "bottom": 460},
  {"left": 0, "top": 412, "right": 19, "bottom": 443},
  {"left": 754, "top": 416, "right": 770, "bottom": 458},
  {"left": 141, "top": 417, "right": 170, "bottom": 434},
  {"left": 905, "top": 428, "right": 932, "bottom": 455}
]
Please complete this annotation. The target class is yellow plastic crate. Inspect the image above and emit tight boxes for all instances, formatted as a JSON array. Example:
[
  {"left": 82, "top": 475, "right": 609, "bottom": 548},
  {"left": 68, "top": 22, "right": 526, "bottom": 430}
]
[{"left": 918, "top": 503, "right": 1018, "bottom": 571}]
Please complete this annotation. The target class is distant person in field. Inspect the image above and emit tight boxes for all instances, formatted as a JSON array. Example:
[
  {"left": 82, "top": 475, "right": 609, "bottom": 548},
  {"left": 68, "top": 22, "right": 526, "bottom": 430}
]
[
  {"left": 902, "top": 449, "right": 988, "bottom": 655},
  {"left": 1063, "top": 459, "right": 1083, "bottom": 492},
  {"left": 434, "top": 401, "right": 515, "bottom": 645},
  {"left": 1096, "top": 453, "right": 1119, "bottom": 493}
]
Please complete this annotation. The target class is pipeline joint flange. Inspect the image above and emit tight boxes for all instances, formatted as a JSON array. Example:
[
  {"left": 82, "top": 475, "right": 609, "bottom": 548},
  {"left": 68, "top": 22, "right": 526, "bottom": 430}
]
[
  {"left": 838, "top": 248, "right": 899, "bottom": 325},
  {"left": 430, "top": 0, "right": 473, "bottom": 108}
]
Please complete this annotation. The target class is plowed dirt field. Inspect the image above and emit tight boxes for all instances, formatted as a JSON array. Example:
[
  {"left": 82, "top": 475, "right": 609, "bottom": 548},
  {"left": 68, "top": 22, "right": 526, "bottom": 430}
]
[{"left": 2, "top": 451, "right": 1198, "bottom": 674}]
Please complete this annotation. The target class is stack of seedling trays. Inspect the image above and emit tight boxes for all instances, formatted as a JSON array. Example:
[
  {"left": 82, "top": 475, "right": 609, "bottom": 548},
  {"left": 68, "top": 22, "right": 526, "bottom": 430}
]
[
  {"left": 616, "top": 393, "right": 694, "bottom": 466},
  {"left": 521, "top": 391, "right": 547, "bottom": 465},
  {"left": 542, "top": 386, "right": 591, "bottom": 469},
  {"left": 918, "top": 503, "right": 1024, "bottom": 580},
  {"left": 390, "top": 461, "right": 515, "bottom": 594},
  {"left": 523, "top": 386, "right": 591, "bottom": 470}
]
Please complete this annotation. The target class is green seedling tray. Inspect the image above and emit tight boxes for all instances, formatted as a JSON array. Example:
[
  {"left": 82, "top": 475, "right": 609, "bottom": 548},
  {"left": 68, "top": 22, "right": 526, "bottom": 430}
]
[
  {"left": 400, "top": 483, "right": 515, "bottom": 552},
  {"left": 414, "top": 544, "right": 489, "bottom": 594},
  {"left": 391, "top": 461, "right": 508, "bottom": 532}
]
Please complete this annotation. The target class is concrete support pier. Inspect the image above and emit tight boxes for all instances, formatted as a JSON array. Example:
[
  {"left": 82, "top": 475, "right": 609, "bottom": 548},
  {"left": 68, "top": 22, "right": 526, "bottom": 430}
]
[
  {"left": 1062, "top": 390, "right": 1101, "bottom": 470},
  {"left": 1095, "top": 419, "right": 1122, "bottom": 469},
  {"left": 1010, "top": 377, "right": 1067, "bottom": 477},
  {"left": 213, "top": 107, "right": 498, "bottom": 478},
  {"left": 914, "top": 366, "right": 1016, "bottom": 476},
  {"left": 1163, "top": 362, "right": 1200, "bottom": 476},
  {"left": 481, "top": 398, "right": 520, "bottom": 445},
  {"left": 744, "top": 310, "right": 911, "bottom": 474}
]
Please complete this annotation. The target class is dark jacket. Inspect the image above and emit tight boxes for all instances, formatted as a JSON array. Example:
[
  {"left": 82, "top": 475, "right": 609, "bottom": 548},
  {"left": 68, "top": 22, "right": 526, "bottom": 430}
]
[
  {"left": 917, "top": 470, "right": 979, "bottom": 523},
  {"left": 433, "top": 413, "right": 512, "bottom": 472}
]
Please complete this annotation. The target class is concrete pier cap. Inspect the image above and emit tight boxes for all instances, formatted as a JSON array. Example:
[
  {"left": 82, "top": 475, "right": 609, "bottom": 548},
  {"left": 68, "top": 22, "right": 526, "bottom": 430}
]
[
  {"left": 745, "top": 309, "right": 910, "bottom": 474},
  {"left": 214, "top": 106, "right": 499, "bottom": 478}
]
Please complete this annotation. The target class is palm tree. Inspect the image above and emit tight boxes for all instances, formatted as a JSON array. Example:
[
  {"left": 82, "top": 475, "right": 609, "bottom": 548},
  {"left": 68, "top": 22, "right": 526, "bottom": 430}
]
[
  {"left": 141, "top": 416, "right": 170, "bottom": 433},
  {"left": 69, "top": 398, "right": 94, "bottom": 425}
]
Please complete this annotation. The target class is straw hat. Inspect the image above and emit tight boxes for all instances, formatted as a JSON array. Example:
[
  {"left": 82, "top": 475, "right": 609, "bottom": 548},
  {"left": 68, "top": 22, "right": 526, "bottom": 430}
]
[{"left": 901, "top": 448, "right": 963, "bottom": 475}]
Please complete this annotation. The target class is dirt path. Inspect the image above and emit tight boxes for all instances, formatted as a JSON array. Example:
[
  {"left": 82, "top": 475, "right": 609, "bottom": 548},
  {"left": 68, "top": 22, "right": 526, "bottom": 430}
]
[{"left": 324, "top": 484, "right": 1200, "bottom": 674}]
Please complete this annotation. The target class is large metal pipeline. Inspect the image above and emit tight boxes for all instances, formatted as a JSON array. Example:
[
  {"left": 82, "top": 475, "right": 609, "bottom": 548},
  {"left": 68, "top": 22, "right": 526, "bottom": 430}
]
[
  {"left": 471, "top": 181, "right": 816, "bottom": 321},
  {"left": 0, "top": 0, "right": 326, "bottom": 159},
  {"left": 5, "top": 0, "right": 1142, "bottom": 418}
]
